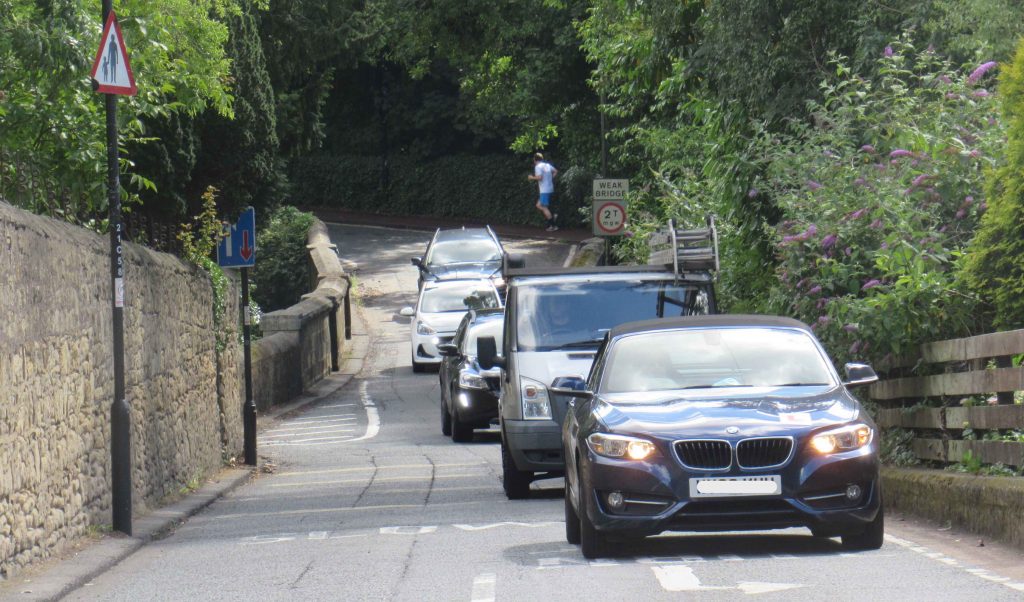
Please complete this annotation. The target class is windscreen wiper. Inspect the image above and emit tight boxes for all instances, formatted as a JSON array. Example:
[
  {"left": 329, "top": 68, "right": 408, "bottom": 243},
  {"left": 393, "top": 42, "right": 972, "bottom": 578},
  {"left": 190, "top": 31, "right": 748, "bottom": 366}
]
[
  {"left": 776, "top": 382, "right": 830, "bottom": 387},
  {"left": 555, "top": 339, "right": 604, "bottom": 349},
  {"left": 681, "top": 384, "right": 754, "bottom": 389}
]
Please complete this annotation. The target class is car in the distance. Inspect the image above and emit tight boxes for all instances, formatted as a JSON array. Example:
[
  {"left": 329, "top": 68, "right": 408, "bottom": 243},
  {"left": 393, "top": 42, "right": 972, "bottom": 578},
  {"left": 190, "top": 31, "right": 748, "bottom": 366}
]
[
  {"left": 437, "top": 308, "right": 504, "bottom": 442},
  {"left": 557, "top": 314, "right": 882, "bottom": 559},
  {"left": 401, "top": 279, "right": 502, "bottom": 372},
  {"left": 412, "top": 226, "right": 504, "bottom": 291}
]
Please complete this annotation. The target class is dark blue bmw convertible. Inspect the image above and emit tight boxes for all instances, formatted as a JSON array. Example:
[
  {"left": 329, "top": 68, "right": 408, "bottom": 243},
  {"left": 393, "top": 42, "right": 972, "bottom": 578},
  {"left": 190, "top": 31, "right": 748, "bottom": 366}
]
[{"left": 557, "top": 315, "right": 883, "bottom": 559}]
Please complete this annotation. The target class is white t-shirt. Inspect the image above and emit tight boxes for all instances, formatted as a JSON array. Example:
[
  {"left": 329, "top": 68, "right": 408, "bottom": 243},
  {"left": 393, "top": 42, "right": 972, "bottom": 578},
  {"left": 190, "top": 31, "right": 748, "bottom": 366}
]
[{"left": 534, "top": 162, "right": 555, "bottom": 194}]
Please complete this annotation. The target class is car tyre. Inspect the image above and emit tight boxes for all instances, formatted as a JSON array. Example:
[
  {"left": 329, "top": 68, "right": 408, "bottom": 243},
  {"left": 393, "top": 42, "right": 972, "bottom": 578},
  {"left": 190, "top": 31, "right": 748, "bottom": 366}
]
[
  {"left": 501, "top": 438, "right": 531, "bottom": 499},
  {"left": 841, "top": 506, "right": 884, "bottom": 551},
  {"left": 451, "top": 405, "right": 474, "bottom": 443},
  {"left": 564, "top": 480, "right": 581, "bottom": 545},
  {"left": 441, "top": 398, "right": 452, "bottom": 437},
  {"left": 578, "top": 468, "right": 609, "bottom": 559},
  {"left": 412, "top": 355, "right": 426, "bottom": 373}
]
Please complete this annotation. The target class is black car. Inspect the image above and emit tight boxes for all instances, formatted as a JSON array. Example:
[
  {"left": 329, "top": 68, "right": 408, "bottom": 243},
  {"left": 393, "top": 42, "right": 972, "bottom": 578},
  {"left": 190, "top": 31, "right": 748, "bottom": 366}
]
[
  {"left": 558, "top": 314, "right": 883, "bottom": 559},
  {"left": 412, "top": 226, "right": 504, "bottom": 291},
  {"left": 437, "top": 308, "right": 504, "bottom": 442}
]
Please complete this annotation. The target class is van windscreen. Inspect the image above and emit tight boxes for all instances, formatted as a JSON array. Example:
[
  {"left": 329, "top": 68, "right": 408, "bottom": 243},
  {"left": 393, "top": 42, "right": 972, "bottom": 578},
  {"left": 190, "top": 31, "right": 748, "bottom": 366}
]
[{"left": 515, "top": 280, "right": 710, "bottom": 352}]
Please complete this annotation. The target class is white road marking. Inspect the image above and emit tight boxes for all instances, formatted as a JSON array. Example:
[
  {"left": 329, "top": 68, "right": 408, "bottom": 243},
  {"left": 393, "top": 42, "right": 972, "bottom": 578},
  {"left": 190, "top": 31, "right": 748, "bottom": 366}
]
[
  {"left": 319, "top": 403, "right": 356, "bottom": 408},
  {"left": 268, "top": 428, "right": 357, "bottom": 438},
  {"left": 269, "top": 473, "right": 479, "bottom": 488},
  {"left": 348, "top": 381, "right": 380, "bottom": 442},
  {"left": 308, "top": 531, "right": 328, "bottom": 540},
  {"left": 267, "top": 420, "right": 357, "bottom": 432},
  {"left": 262, "top": 435, "right": 356, "bottom": 444},
  {"left": 276, "top": 462, "right": 486, "bottom": 477},
  {"left": 651, "top": 565, "right": 729, "bottom": 592},
  {"left": 470, "top": 573, "right": 496, "bottom": 602},
  {"left": 380, "top": 526, "right": 438, "bottom": 535},
  {"left": 885, "top": 533, "right": 1024, "bottom": 593},
  {"left": 718, "top": 554, "right": 743, "bottom": 562},
  {"left": 260, "top": 438, "right": 356, "bottom": 447},
  {"left": 280, "top": 416, "right": 357, "bottom": 425},
  {"left": 453, "top": 521, "right": 562, "bottom": 531},
  {"left": 241, "top": 534, "right": 297, "bottom": 545}
]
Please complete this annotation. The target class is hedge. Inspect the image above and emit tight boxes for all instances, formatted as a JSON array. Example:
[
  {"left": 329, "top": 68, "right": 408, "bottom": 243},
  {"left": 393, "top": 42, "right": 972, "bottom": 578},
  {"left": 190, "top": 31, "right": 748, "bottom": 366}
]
[{"left": 289, "top": 154, "right": 591, "bottom": 226}]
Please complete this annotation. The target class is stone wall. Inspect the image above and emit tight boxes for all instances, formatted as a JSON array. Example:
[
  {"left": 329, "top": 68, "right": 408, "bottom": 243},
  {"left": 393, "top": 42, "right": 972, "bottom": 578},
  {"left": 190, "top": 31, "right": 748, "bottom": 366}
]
[
  {"left": 0, "top": 201, "right": 237, "bottom": 577},
  {"left": 252, "top": 219, "right": 349, "bottom": 409}
]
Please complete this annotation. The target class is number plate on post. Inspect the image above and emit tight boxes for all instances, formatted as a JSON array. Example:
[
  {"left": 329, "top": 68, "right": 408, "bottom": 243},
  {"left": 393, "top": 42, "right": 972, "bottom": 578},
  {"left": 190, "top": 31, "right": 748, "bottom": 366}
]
[{"left": 688, "top": 475, "right": 782, "bottom": 498}]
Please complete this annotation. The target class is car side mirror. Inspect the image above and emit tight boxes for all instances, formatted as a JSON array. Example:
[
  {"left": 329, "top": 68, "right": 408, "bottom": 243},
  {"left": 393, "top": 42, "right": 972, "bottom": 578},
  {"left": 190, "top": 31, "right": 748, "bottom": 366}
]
[
  {"left": 549, "top": 376, "right": 593, "bottom": 400},
  {"left": 399, "top": 307, "right": 415, "bottom": 317},
  {"left": 411, "top": 257, "right": 423, "bottom": 268},
  {"left": 477, "top": 336, "right": 505, "bottom": 370},
  {"left": 437, "top": 343, "right": 459, "bottom": 357},
  {"left": 843, "top": 363, "right": 878, "bottom": 387}
]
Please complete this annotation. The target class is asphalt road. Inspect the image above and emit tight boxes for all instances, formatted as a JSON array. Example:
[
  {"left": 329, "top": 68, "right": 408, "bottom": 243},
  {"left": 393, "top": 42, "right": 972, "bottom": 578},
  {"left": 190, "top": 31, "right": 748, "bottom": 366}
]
[{"left": 61, "top": 225, "right": 1024, "bottom": 601}]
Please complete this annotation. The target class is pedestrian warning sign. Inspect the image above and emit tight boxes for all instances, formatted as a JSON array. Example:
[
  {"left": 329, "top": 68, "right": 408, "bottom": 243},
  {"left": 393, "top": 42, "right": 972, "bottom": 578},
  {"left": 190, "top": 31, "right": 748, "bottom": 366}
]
[{"left": 90, "top": 12, "right": 136, "bottom": 96}]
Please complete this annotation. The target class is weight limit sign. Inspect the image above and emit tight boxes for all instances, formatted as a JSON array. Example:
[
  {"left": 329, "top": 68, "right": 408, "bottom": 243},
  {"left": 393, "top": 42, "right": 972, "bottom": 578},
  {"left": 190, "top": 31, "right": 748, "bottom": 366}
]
[{"left": 592, "top": 200, "right": 627, "bottom": 236}]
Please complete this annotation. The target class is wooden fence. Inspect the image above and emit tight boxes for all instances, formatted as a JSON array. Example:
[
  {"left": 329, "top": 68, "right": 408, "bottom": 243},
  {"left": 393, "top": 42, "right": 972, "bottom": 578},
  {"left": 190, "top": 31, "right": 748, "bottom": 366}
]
[{"left": 869, "top": 329, "right": 1024, "bottom": 467}]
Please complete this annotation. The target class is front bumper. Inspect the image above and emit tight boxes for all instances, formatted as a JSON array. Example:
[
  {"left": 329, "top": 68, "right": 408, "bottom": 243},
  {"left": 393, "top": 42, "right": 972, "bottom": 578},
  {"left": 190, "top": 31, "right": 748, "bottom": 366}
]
[
  {"left": 582, "top": 444, "right": 880, "bottom": 537},
  {"left": 454, "top": 387, "right": 499, "bottom": 426},
  {"left": 504, "top": 419, "right": 565, "bottom": 473},
  {"left": 412, "top": 331, "right": 455, "bottom": 364}
]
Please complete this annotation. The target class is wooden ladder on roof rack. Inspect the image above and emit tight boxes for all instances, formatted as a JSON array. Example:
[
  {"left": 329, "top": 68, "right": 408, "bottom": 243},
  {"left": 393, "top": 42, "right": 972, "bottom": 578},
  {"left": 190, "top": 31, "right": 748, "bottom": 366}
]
[{"left": 647, "top": 215, "right": 720, "bottom": 279}]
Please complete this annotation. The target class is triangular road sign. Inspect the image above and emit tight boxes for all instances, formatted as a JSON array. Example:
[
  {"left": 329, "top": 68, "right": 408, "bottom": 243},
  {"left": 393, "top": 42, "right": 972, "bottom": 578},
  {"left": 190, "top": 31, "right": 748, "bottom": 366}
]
[{"left": 90, "top": 11, "right": 136, "bottom": 96}]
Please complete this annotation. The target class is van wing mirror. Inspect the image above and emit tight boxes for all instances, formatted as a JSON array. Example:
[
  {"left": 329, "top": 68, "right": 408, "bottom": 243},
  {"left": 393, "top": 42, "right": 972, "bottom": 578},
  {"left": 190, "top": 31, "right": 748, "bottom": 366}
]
[{"left": 477, "top": 336, "right": 505, "bottom": 370}]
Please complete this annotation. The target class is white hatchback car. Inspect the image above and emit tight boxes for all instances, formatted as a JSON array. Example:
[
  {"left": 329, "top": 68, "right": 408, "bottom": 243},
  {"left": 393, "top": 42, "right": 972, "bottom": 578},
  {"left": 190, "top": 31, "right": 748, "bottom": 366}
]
[{"left": 401, "top": 279, "right": 502, "bottom": 372}]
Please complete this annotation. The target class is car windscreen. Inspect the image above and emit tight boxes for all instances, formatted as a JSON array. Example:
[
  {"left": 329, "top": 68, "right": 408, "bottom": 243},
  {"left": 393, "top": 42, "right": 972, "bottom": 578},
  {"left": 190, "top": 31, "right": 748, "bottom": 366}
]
[
  {"left": 464, "top": 319, "right": 503, "bottom": 355},
  {"left": 420, "top": 285, "right": 500, "bottom": 313},
  {"left": 602, "top": 327, "right": 835, "bottom": 393},
  {"left": 515, "top": 280, "right": 711, "bottom": 352},
  {"left": 426, "top": 239, "right": 501, "bottom": 265}
]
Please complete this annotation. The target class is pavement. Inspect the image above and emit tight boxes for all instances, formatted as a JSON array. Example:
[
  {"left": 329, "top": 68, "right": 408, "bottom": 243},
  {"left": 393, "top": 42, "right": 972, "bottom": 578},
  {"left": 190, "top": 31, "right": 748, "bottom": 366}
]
[
  {"left": 301, "top": 207, "right": 597, "bottom": 243},
  {"left": 0, "top": 302, "right": 372, "bottom": 602}
]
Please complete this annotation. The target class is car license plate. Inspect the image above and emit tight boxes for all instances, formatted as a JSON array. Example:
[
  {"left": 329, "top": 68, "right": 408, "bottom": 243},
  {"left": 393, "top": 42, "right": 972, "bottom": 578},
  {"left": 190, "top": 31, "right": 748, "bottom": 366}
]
[{"left": 689, "top": 475, "right": 781, "bottom": 498}]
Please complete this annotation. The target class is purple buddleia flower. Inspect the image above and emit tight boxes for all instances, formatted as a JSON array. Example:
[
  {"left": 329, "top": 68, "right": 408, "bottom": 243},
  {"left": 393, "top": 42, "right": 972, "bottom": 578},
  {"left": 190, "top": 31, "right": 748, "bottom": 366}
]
[
  {"left": 874, "top": 163, "right": 887, "bottom": 171},
  {"left": 807, "top": 180, "right": 823, "bottom": 191},
  {"left": 911, "top": 174, "right": 930, "bottom": 188},
  {"left": 946, "top": 93, "right": 961, "bottom": 100},
  {"left": 969, "top": 149, "right": 982, "bottom": 158},
  {"left": 850, "top": 341, "right": 861, "bottom": 355},
  {"left": 853, "top": 177, "right": 867, "bottom": 187},
  {"left": 890, "top": 149, "right": 913, "bottom": 159},
  {"left": 782, "top": 235, "right": 796, "bottom": 243},
  {"left": 748, "top": 188, "right": 759, "bottom": 198},
  {"left": 940, "top": 74, "right": 952, "bottom": 85},
  {"left": 821, "top": 234, "right": 837, "bottom": 249},
  {"left": 956, "top": 209, "right": 966, "bottom": 219},
  {"left": 967, "top": 61, "right": 998, "bottom": 85},
  {"left": 884, "top": 46, "right": 894, "bottom": 58},
  {"left": 816, "top": 298, "right": 828, "bottom": 310},
  {"left": 880, "top": 242, "right": 888, "bottom": 250},
  {"left": 806, "top": 224, "right": 817, "bottom": 237},
  {"left": 843, "top": 323, "right": 859, "bottom": 333},
  {"left": 964, "top": 196, "right": 974, "bottom": 205},
  {"left": 809, "top": 285, "right": 822, "bottom": 295},
  {"left": 845, "top": 247, "right": 852, "bottom": 256},
  {"left": 860, "top": 144, "right": 875, "bottom": 153},
  {"left": 850, "top": 208, "right": 867, "bottom": 219},
  {"left": 862, "top": 279, "right": 881, "bottom": 290},
  {"left": 817, "top": 315, "right": 831, "bottom": 326},
  {"left": 973, "top": 89, "right": 990, "bottom": 98},
  {"left": 870, "top": 218, "right": 883, "bottom": 229}
]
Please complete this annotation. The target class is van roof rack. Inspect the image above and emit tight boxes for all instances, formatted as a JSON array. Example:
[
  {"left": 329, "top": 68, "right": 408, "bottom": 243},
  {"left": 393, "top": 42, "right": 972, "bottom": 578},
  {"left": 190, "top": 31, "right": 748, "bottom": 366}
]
[{"left": 647, "top": 215, "right": 719, "bottom": 279}]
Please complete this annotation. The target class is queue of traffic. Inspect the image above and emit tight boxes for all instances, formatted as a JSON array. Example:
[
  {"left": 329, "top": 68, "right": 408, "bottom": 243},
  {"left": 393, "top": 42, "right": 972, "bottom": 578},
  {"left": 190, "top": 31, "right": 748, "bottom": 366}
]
[{"left": 400, "top": 220, "right": 883, "bottom": 559}]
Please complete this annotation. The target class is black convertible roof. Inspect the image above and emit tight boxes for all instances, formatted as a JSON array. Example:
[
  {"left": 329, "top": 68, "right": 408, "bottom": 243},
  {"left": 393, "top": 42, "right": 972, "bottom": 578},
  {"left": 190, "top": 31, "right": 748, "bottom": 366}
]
[{"left": 610, "top": 314, "right": 812, "bottom": 339}]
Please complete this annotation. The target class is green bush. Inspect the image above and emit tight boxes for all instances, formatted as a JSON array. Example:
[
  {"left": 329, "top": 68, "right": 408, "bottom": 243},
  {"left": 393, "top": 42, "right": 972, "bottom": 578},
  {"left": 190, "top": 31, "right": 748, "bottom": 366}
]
[
  {"left": 752, "top": 41, "right": 1004, "bottom": 364},
  {"left": 963, "top": 38, "right": 1024, "bottom": 330},
  {"left": 252, "top": 205, "right": 316, "bottom": 312},
  {"left": 289, "top": 153, "right": 590, "bottom": 227}
]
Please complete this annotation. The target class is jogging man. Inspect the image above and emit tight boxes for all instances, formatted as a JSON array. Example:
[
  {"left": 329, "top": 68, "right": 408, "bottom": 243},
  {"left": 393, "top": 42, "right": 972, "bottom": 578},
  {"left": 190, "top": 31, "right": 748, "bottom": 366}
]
[{"left": 528, "top": 153, "right": 558, "bottom": 231}]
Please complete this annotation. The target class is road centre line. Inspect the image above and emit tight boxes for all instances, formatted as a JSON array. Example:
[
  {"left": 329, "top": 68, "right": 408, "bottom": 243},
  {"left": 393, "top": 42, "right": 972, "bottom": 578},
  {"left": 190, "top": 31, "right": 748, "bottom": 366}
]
[
  {"left": 470, "top": 573, "right": 496, "bottom": 602},
  {"left": 275, "top": 462, "right": 487, "bottom": 477},
  {"left": 269, "top": 473, "right": 481, "bottom": 488}
]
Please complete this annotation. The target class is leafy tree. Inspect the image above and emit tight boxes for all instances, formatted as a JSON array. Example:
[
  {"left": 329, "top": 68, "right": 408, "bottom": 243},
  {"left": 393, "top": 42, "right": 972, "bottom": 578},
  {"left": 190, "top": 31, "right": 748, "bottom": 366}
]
[
  {"left": 0, "top": 0, "right": 238, "bottom": 221},
  {"left": 964, "top": 38, "right": 1024, "bottom": 330}
]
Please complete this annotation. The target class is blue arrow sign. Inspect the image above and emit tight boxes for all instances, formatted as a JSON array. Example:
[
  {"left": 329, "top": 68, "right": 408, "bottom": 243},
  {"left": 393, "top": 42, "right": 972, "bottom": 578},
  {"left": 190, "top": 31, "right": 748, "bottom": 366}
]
[{"left": 217, "top": 207, "right": 256, "bottom": 268}]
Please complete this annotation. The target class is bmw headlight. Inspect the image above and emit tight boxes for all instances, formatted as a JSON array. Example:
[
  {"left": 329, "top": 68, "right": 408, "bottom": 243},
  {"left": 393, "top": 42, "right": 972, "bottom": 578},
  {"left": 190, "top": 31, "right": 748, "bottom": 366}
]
[
  {"left": 459, "top": 370, "right": 488, "bottom": 390},
  {"left": 587, "top": 433, "right": 656, "bottom": 461},
  {"left": 417, "top": 322, "right": 436, "bottom": 335},
  {"left": 520, "top": 376, "right": 552, "bottom": 420},
  {"left": 811, "top": 423, "right": 873, "bottom": 454}
]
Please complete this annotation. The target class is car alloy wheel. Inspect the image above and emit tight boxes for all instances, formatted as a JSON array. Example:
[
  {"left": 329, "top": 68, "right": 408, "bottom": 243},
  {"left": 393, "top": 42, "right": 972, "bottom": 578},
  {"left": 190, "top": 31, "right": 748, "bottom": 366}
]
[{"left": 501, "top": 437, "right": 532, "bottom": 499}]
